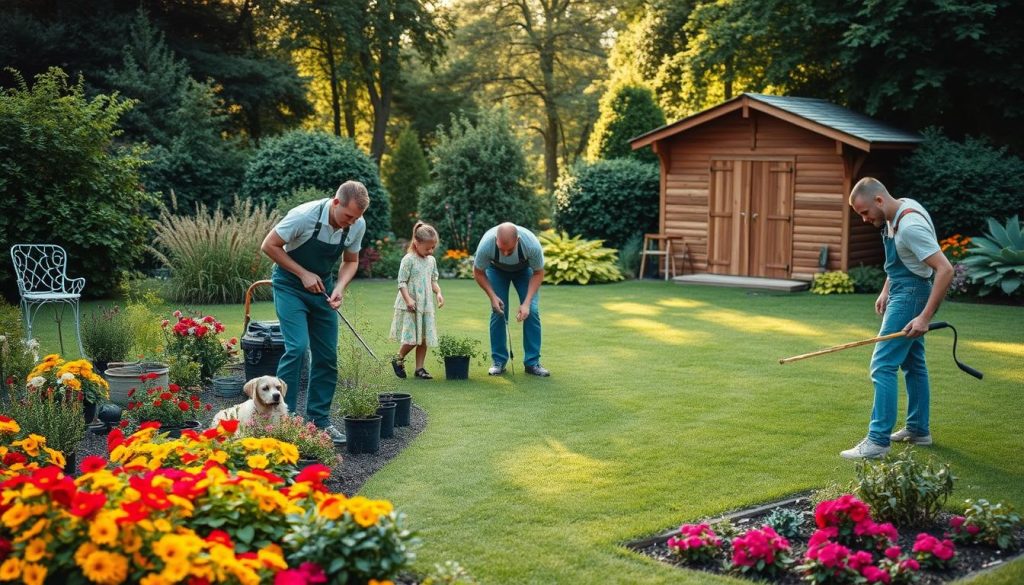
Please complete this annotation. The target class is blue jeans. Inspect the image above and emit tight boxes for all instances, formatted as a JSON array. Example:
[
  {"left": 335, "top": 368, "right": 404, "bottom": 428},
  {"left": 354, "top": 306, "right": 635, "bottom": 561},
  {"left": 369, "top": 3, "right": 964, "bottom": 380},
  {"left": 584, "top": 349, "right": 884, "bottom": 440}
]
[
  {"left": 486, "top": 266, "right": 541, "bottom": 367},
  {"left": 273, "top": 284, "right": 338, "bottom": 428},
  {"left": 867, "top": 279, "right": 932, "bottom": 446}
]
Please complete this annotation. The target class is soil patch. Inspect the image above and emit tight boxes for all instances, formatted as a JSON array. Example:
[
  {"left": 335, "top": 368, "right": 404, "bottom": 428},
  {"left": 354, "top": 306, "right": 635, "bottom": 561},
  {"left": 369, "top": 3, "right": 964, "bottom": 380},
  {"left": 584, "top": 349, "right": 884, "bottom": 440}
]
[{"left": 630, "top": 495, "right": 1024, "bottom": 585}]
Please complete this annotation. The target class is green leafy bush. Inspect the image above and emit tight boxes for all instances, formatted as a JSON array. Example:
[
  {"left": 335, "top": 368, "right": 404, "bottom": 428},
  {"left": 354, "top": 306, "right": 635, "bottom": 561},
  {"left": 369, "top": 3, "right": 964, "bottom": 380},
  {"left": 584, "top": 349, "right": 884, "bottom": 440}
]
[
  {"left": 847, "top": 264, "right": 886, "bottom": 294},
  {"left": 810, "top": 271, "right": 855, "bottom": 295},
  {"left": 151, "top": 197, "right": 279, "bottom": 304},
  {"left": 0, "top": 300, "right": 36, "bottom": 389},
  {"left": 417, "top": 110, "right": 539, "bottom": 249},
  {"left": 383, "top": 127, "right": 431, "bottom": 237},
  {"left": 538, "top": 231, "right": 625, "bottom": 285},
  {"left": 434, "top": 334, "right": 484, "bottom": 361},
  {"left": 949, "top": 499, "right": 1021, "bottom": 550},
  {"left": 82, "top": 306, "right": 134, "bottom": 363},
  {"left": 764, "top": 507, "right": 808, "bottom": 540},
  {"left": 961, "top": 215, "right": 1024, "bottom": 297},
  {"left": 0, "top": 68, "right": 153, "bottom": 300},
  {"left": 586, "top": 84, "right": 666, "bottom": 163},
  {"left": 240, "top": 130, "right": 392, "bottom": 244},
  {"left": 554, "top": 158, "right": 660, "bottom": 250},
  {"left": 3, "top": 387, "right": 85, "bottom": 456},
  {"left": 275, "top": 186, "right": 332, "bottom": 217},
  {"left": 894, "top": 128, "right": 1024, "bottom": 238},
  {"left": 854, "top": 446, "right": 955, "bottom": 527}
]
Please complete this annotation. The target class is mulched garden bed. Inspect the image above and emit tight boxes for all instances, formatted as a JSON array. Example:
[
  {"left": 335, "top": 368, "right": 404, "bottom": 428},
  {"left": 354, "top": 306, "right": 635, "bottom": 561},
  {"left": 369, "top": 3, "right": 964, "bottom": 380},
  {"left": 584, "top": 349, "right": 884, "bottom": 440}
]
[
  {"left": 74, "top": 378, "right": 427, "bottom": 496},
  {"left": 630, "top": 495, "right": 1024, "bottom": 585}
]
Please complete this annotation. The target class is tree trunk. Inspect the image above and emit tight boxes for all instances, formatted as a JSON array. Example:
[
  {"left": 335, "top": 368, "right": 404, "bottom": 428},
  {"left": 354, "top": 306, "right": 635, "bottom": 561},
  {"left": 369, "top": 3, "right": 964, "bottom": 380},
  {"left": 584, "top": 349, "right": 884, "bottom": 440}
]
[
  {"left": 343, "top": 80, "right": 357, "bottom": 138},
  {"left": 325, "top": 37, "right": 342, "bottom": 137},
  {"left": 369, "top": 84, "right": 392, "bottom": 164}
]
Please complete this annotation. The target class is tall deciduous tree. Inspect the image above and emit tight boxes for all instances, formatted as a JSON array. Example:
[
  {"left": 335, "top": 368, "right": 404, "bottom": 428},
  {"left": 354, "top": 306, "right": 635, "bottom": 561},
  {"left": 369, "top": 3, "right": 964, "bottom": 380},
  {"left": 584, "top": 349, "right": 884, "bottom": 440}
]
[{"left": 456, "top": 0, "right": 614, "bottom": 192}]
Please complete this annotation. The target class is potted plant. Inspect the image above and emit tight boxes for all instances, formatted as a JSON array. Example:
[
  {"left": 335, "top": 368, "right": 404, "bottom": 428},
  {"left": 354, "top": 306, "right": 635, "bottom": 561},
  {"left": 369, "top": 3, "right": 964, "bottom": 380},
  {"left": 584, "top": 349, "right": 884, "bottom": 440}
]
[
  {"left": 24, "top": 353, "right": 109, "bottom": 424},
  {"left": 337, "top": 380, "right": 384, "bottom": 454},
  {"left": 434, "top": 334, "right": 484, "bottom": 380},
  {"left": 240, "top": 413, "right": 340, "bottom": 469},
  {"left": 81, "top": 305, "right": 134, "bottom": 376},
  {"left": 2, "top": 385, "right": 86, "bottom": 472},
  {"left": 123, "top": 372, "right": 211, "bottom": 437},
  {"left": 161, "top": 310, "right": 240, "bottom": 384}
]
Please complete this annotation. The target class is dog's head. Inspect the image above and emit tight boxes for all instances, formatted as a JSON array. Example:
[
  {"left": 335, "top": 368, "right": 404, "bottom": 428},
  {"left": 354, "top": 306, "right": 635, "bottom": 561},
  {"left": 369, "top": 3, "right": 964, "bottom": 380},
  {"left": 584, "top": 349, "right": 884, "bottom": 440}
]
[{"left": 243, "top": 376, "right": 287, "bottom": 409}]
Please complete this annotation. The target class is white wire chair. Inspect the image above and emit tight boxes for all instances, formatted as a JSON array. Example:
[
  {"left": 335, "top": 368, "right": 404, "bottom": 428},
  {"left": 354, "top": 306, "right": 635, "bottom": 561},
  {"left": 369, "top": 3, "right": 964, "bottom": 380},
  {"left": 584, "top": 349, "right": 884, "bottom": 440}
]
[{"left": 9, "top": 244, "right": 86, "bottom": 357}]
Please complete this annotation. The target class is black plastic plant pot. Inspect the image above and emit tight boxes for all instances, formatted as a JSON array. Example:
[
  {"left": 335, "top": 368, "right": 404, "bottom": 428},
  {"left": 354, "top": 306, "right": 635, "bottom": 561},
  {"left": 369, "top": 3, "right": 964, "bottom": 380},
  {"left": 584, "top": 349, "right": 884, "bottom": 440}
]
[
  {"left": 343, "top": 415, "right": 382, "bottom": 454},
  {"left": 377, "top": 401, "right": 396, "bottom": 439},
  {"left": 382, "top": 393, "right": 412, "bottom": 427},
  {"left": 443, "top": 356, "right": 471, "bottom": 380}
]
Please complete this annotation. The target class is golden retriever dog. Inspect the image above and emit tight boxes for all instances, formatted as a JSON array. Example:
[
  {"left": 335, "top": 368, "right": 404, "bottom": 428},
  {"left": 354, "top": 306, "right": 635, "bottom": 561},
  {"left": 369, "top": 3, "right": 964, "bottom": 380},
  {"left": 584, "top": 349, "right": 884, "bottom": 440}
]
[{"left": 210, "top": 375, "right": 288, "bottom": 432}]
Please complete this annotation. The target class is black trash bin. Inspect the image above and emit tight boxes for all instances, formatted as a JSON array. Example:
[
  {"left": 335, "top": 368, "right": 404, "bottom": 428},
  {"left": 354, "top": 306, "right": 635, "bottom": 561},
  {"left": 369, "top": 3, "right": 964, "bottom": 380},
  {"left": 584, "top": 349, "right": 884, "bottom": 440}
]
[{"left": 241, "top": 320, "right": 286, "bottom": 381}]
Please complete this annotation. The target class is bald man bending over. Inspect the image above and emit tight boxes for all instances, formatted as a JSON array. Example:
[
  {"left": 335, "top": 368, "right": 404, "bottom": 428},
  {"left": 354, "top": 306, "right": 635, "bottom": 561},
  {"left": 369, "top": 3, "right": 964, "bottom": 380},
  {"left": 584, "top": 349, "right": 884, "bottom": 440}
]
[{"left": 472, "top": 222, "right": 550, "bottom": 376}]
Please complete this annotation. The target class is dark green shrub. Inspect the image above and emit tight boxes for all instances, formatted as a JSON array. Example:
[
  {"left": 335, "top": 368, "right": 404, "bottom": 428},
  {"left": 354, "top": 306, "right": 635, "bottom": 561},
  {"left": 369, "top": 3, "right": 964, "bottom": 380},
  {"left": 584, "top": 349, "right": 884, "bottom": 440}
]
[
  {"left": 0, "top": 68, "right": 153, "bottom": 300},
  {"left": 854, "top": 446, "right": 955, "bottom": 527},
  {"left": 894, "top": 128, "right": 1024, "bottom": 238},
  {"left": 848, "top": 264, "right": 886, "bottom": 293},
  {"left": 240, "top": 130, "right": 392, "bottom": 244},
  {"left": 554, "top": 158, "right": 659, "bottom": 250},
  {"left": 383, "top": 127, "right": 430, "bottom": 237},
  {"left": 0, "top": 300, "right": 36, "bottom": 388},
  {"left": 961, "top": 215, "right": 1024, "bottom": 297},
  {"left": 538, "top": 230, "right": 624, "bottom": 285},
  {"left": 417, "top": 110, "right": 539, "bottom": 249},
  {"left": 586, "top": 84, "right": 665, "bottom": 163},
  {"left": 275, "top": 186, "right": 333, "bottom": 217}
]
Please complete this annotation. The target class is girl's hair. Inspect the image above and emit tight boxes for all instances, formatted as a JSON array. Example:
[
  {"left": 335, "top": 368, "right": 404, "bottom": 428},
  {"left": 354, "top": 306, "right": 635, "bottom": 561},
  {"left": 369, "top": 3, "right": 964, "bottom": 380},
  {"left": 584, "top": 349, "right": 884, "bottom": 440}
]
[{"left": 408, "top": 221, "right": 439, "bottom": 253}]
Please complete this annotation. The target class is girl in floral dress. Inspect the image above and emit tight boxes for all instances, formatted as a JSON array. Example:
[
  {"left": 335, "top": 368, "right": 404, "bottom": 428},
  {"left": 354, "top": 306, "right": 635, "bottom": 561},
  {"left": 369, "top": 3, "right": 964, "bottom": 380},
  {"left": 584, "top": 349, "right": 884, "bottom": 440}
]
[{"left": 390, "top": 222, "right": 445, "bottom": 379}]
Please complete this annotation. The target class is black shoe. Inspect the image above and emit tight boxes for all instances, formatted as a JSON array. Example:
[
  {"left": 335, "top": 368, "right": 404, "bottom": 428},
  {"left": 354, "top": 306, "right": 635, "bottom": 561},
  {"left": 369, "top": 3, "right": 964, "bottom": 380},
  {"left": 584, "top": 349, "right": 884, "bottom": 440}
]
[
  {"left": 414, "top": 368, "right": 433, "bottom": 380},
  {"left": 525, "top": 364, "right": 550, "bottom": 377},
  {"left": 391, "top": 356, "right": 407, "bottom": 379}
]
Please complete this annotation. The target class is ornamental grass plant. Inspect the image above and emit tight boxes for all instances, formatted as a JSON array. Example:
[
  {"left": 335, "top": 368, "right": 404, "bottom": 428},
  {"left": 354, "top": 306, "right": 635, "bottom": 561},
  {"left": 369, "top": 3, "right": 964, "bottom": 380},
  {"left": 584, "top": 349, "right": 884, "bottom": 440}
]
[
  {"left": 2, "top": 386, "right": 85, "bottom": 457},
  {"left": 81, "top": 305, "right": 134, "bottom": 364}
]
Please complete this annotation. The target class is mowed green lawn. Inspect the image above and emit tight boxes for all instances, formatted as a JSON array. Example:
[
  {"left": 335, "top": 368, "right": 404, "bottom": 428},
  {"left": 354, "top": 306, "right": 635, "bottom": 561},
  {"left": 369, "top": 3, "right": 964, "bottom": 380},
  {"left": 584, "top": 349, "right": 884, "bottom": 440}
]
[{"left": 28, "top": 280, "right": 1024, "bottom": 584}]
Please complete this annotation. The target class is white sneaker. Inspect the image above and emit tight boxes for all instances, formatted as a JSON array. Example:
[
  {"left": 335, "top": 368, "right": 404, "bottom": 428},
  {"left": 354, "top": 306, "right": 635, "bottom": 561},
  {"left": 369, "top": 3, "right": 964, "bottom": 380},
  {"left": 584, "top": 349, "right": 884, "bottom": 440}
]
[
  {"left": 488, "top": 364, "right": 506, "bottom": 376},
  {"left": 890, "top": 427, "right": 933, "bottom": 445},
  {"left": 840, "top": 438, "right": 890, "bottom": 460}
]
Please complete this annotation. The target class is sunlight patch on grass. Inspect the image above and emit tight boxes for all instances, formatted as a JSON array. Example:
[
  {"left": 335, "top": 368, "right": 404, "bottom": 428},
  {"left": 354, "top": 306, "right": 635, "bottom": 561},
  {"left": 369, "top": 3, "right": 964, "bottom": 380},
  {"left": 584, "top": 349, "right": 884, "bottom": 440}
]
[
  {"left": 694, "top": 309, "right": 825, "bottom": 338},
  {"left": 500, "top": 438, "right": 616, "bottom": 498},
  {"left": 601, "top": 302, "right": 662, "bottom": 316},
  {"left": 968, "top": 340, "right": 1024, "bottom": 358},
  {"left": 655, "top": 298, "right": 708, "bottom": 309},
  {"left": 613, "top": 318, "right": 708, "bottom": 346},
  {"left": 545, "top": 312, "right": 584, "bottom": 327}
]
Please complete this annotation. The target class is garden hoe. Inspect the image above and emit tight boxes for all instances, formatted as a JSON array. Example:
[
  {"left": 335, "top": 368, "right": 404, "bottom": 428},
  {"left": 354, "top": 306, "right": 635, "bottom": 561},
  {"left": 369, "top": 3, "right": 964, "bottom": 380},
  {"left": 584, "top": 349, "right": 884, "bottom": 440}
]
[
  {"left": 778, "top": 321, "right": 983, "bottom": 379},
  {"left": 495, "top": 307, "right": 515, "bottom": 378},
  {"left": 323, "top": 292, "right": 380, "bottom": 362}
]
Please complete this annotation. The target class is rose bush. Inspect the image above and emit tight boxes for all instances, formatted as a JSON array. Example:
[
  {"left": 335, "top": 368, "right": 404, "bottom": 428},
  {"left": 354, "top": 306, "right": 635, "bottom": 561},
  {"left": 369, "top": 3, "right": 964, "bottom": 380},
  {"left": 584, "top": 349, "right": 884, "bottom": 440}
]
[
  {"left": 162, "top": 311, "right": 239, "bottom": 383},
  {"left": 123, "top": 372, "right": 212, "bottom": 428}
]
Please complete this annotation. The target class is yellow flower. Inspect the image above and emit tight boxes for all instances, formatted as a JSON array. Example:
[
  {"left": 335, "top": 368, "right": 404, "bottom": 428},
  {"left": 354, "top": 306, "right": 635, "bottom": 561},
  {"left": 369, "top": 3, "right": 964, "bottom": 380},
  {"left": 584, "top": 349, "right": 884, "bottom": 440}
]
[
  {"left": 44, "top": 448, "right": 65, "bottom": 468},
  {"left": 246, "top": 454, "right": 269, "bottom": 469},
  {"left": 74, "top": 542, "right": 99, "bottom": 566},
  {"left": 240, "top": 438, "right": 262, "bottom": 451},
  {"left": 318, "top": 496, "right": 346, "bottom": 520},
  {"left": 81, "top": 550, "right": 129, "bottom": 585},
  {"left": 159, "top": 559, "right": 189, "bottom": 582},
  {"left": 369, "top": 580, "right": 396, "bottom": 585},
  {"left": 152, "top": 534, "right": 200, "bottom": 565},
  {"left": 12, "top": 435, "right": 42, "bottom": 457},
  {"left": 208, "top": 449, "right": 228, "bottom": 464},
  {"left": 20, "top": 563, "right": 46, "bottom": 585},
  {"left": 257, "top": 547, "right": 288, "bottom": 571},
  {"left": 353, "top": 507, "right": 379, "bottom": 527},
  {"left": 23, "top": 538, "right": 48, "bottom": 563},
  {"left": 121, "top": 526, "right": 143, "bottom": 554},
  {"left": 1, "top": 503, "right": 30, "bottom": 529},
  {"left": 0, "top": 557, "right": 21, "bottom": 581},
  {"left": 277, "top": 442, "right": 299, "bottom": 464},
  {"left": 139, "top": 575, "right": 171, "bottom": 585},
  {"left": 0, "top": 419, "right": 19, "bottom": 434},
  {"left": 14, "top": 518, "right": 47, "bottom": 543},
  {"left": 89, "top": 512, "right": 120, "bottom": 545}
]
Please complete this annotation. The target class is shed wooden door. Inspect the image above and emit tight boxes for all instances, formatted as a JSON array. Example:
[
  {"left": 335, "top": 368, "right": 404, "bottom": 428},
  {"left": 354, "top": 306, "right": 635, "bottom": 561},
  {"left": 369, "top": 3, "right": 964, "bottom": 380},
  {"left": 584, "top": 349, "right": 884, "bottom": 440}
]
[{"left": 708, "top": 159, "right": 794, "bottom": 277}]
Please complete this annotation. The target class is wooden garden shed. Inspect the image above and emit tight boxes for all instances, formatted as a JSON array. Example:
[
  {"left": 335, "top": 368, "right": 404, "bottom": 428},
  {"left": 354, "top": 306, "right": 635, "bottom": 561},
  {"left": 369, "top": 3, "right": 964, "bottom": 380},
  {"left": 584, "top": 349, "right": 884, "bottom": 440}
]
[{"left": 629, "top": 93, "right": 922, "bottom": 281}]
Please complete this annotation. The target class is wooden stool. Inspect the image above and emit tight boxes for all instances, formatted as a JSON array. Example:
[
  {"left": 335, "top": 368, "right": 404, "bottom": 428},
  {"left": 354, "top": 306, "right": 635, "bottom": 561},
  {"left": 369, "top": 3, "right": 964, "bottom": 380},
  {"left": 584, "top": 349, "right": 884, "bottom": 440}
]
[{"left": 639, "top": 234, "right": 682, "bottom": 280}]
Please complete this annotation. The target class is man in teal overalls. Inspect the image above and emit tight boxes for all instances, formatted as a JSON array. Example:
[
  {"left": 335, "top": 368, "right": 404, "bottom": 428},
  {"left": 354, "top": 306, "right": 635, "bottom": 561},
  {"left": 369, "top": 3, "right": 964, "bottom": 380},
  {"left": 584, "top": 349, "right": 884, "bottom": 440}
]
[
  {"left": 472, "top": 222, "right": 550, "bottom": 377},
  {"left": 261, "top": 181, "right": 369, "bottom": 444},
  {"left": 843, "top": 177, "right": 953, "bottom": 459}
]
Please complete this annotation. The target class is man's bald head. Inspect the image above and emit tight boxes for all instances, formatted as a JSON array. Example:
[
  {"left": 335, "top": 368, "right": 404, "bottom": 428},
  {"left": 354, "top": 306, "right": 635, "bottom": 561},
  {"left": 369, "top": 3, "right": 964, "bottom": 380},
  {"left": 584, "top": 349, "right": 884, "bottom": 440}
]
[{"left": 496, "top": 223, "right": 519, "bottom": 256}]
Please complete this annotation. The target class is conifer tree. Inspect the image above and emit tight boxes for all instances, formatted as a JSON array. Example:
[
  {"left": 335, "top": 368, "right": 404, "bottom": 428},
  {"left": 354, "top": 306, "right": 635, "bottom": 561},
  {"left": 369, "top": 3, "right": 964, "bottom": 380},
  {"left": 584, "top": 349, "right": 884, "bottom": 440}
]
[
  {"left": 383, "top": 127, "right": 430, "bottom": 237},
  {"left": 586, "top": 84, "right": 666, "bottom": 163}
]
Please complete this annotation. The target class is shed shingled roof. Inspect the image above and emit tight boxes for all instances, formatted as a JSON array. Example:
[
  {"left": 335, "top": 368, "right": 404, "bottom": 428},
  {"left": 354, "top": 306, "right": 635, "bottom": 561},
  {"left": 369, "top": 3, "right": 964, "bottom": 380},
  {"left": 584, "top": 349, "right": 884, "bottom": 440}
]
[
  {"left": 630, "top": 93, "right": 921, "bottom": 150},
  {"left": 744, "top": 93, "right": 921, "bottom": 144}
]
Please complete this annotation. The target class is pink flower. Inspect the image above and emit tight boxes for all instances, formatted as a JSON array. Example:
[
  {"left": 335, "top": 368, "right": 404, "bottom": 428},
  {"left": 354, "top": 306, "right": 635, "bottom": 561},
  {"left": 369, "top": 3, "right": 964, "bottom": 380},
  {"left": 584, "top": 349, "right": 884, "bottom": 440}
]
[
  {"left": 950, "top": 515, "right": 965, "bottom": 529},
  {"left": 900, "top": 558, "right": 920, "bottom": 571},
  {"left": 862, "top": 565, "right": 892, "bottom": 584},
  {"left": 966, "top": 524, "right": 981, "bottom": 535},
  {"left": 885, "top": 545, "right": 902, "bottom": 560}
]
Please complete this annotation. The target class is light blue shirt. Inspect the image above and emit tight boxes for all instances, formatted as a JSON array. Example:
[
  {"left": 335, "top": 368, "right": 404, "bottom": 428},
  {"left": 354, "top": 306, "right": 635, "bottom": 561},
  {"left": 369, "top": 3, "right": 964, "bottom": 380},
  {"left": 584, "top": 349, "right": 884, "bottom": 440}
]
[
  {"left": 273, "top": 198, "right": 365, "bottom": 254},
  {"left": 889, "top": 199, "right": 940, "bottom": 279},
  {"left": 473, "top": 225, "right": 545, "bottom": 270}
]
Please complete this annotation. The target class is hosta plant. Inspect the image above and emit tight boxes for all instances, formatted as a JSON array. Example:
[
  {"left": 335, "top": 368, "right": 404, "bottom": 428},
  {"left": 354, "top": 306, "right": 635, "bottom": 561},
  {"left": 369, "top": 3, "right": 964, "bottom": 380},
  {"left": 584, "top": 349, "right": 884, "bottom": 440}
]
[
  {"left": 810, "top": 271, "right": 855, "bottom": 294},
  {"left": 538, "top": 230, "right": 624, "bottom": 285},
  {"left": 765, "top": 507, "right": 809, "bottom": 540},
  {"left": 961, "top": 215, "right": 1024, "bottom": 296}
]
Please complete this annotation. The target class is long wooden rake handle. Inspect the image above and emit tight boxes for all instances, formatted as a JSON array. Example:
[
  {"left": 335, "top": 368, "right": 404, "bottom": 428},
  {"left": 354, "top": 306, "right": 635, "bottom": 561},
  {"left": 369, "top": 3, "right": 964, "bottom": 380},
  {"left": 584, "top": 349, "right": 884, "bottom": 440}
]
[{"left": 778, "top": 331, "right": 907, "bottom": 364}]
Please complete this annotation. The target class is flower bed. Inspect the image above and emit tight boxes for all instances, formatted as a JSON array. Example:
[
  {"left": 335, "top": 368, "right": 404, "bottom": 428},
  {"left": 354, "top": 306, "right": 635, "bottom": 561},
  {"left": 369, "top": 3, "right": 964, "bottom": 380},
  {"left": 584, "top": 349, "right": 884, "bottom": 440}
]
[
  {"left": 0, "top": 417, "right": 417, "bottom": 584},
  {"left": 631, "top": 494, "right": 1024, "bottom": 585}
]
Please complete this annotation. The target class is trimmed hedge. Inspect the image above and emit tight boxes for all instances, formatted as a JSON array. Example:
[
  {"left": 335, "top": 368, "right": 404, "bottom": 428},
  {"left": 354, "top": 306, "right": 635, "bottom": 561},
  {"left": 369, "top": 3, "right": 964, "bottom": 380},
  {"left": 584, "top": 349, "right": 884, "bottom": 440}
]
[
  {"left": 240, "top": 131, "right": 392, "bottom": 244},
  {"left": 554, "top": 158, "right": 660, "bottom": 250}
]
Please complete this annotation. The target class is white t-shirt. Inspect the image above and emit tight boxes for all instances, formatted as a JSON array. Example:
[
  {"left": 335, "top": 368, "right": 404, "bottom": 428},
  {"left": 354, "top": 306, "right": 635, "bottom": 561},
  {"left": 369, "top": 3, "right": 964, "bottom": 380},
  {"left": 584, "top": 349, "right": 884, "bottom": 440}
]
[
  {"left": 887, "top": 198, "right": 940, "bottom": 279},
  {"left": 273, "top": 198, "right": 365, "bottom": 254}
]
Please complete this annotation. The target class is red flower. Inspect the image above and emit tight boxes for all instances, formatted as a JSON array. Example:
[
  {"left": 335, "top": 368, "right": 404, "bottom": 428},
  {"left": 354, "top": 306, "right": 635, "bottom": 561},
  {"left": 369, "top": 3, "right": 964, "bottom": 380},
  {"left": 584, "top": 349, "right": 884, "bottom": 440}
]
[
  {"left": 0, "top": 537, "right": 12, "bottom": 562},
  {"left": 205, "top": 530, "right": 233, "bottom": 548},
  {"left": 69, "top": 491, "right": 108, "bottom": 518},
  {"left": 80, "top": 456, "right": 108, "bottom": 474},
  {"left": 169, "top": 384, "right": 180, "bottom": 393},
  {"left": 218, "top": 419, "right": 239, "bottom": 434},
  {"left": 160, "top": 392, "right": 172, "bottom": 401},
  {"left": 2, "top": 452, "right": 26, "bottom": 466},
  {"left": 295, "top": 464, "right": 331, "bottom": 487},
  {"left": 178, "top": 401, "right": 190, "bottom": 412}
]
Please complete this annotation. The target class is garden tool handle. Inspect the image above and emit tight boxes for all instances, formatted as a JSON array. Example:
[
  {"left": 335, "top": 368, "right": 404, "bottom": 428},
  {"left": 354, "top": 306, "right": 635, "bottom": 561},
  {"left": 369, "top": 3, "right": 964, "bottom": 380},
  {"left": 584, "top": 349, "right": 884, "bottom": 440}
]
[
  {"left": 927, "top": 321, "right": 949, "bottom": 331},
  {"left": 778, "top": 331, "right": 906, "bottom": 365},
  {"left": 926, "top": 321, "right": 983, "bottom": 380},
  {"left": 243, "top": 279, "right": 272, "bottom": 335}
]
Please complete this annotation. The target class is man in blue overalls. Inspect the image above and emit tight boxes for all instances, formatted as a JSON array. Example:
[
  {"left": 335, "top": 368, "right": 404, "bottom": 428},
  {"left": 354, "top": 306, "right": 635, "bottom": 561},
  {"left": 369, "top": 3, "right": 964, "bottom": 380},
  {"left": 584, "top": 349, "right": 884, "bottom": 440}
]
[
  {"left": 472, "top": 222, "right": 550, "bottom": 377},
  {"left": 842, "top": 177, "right": 953, "bottom": 459},
  {"left": 261, "top": 181, "right": 369, "bottom": 444}
]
